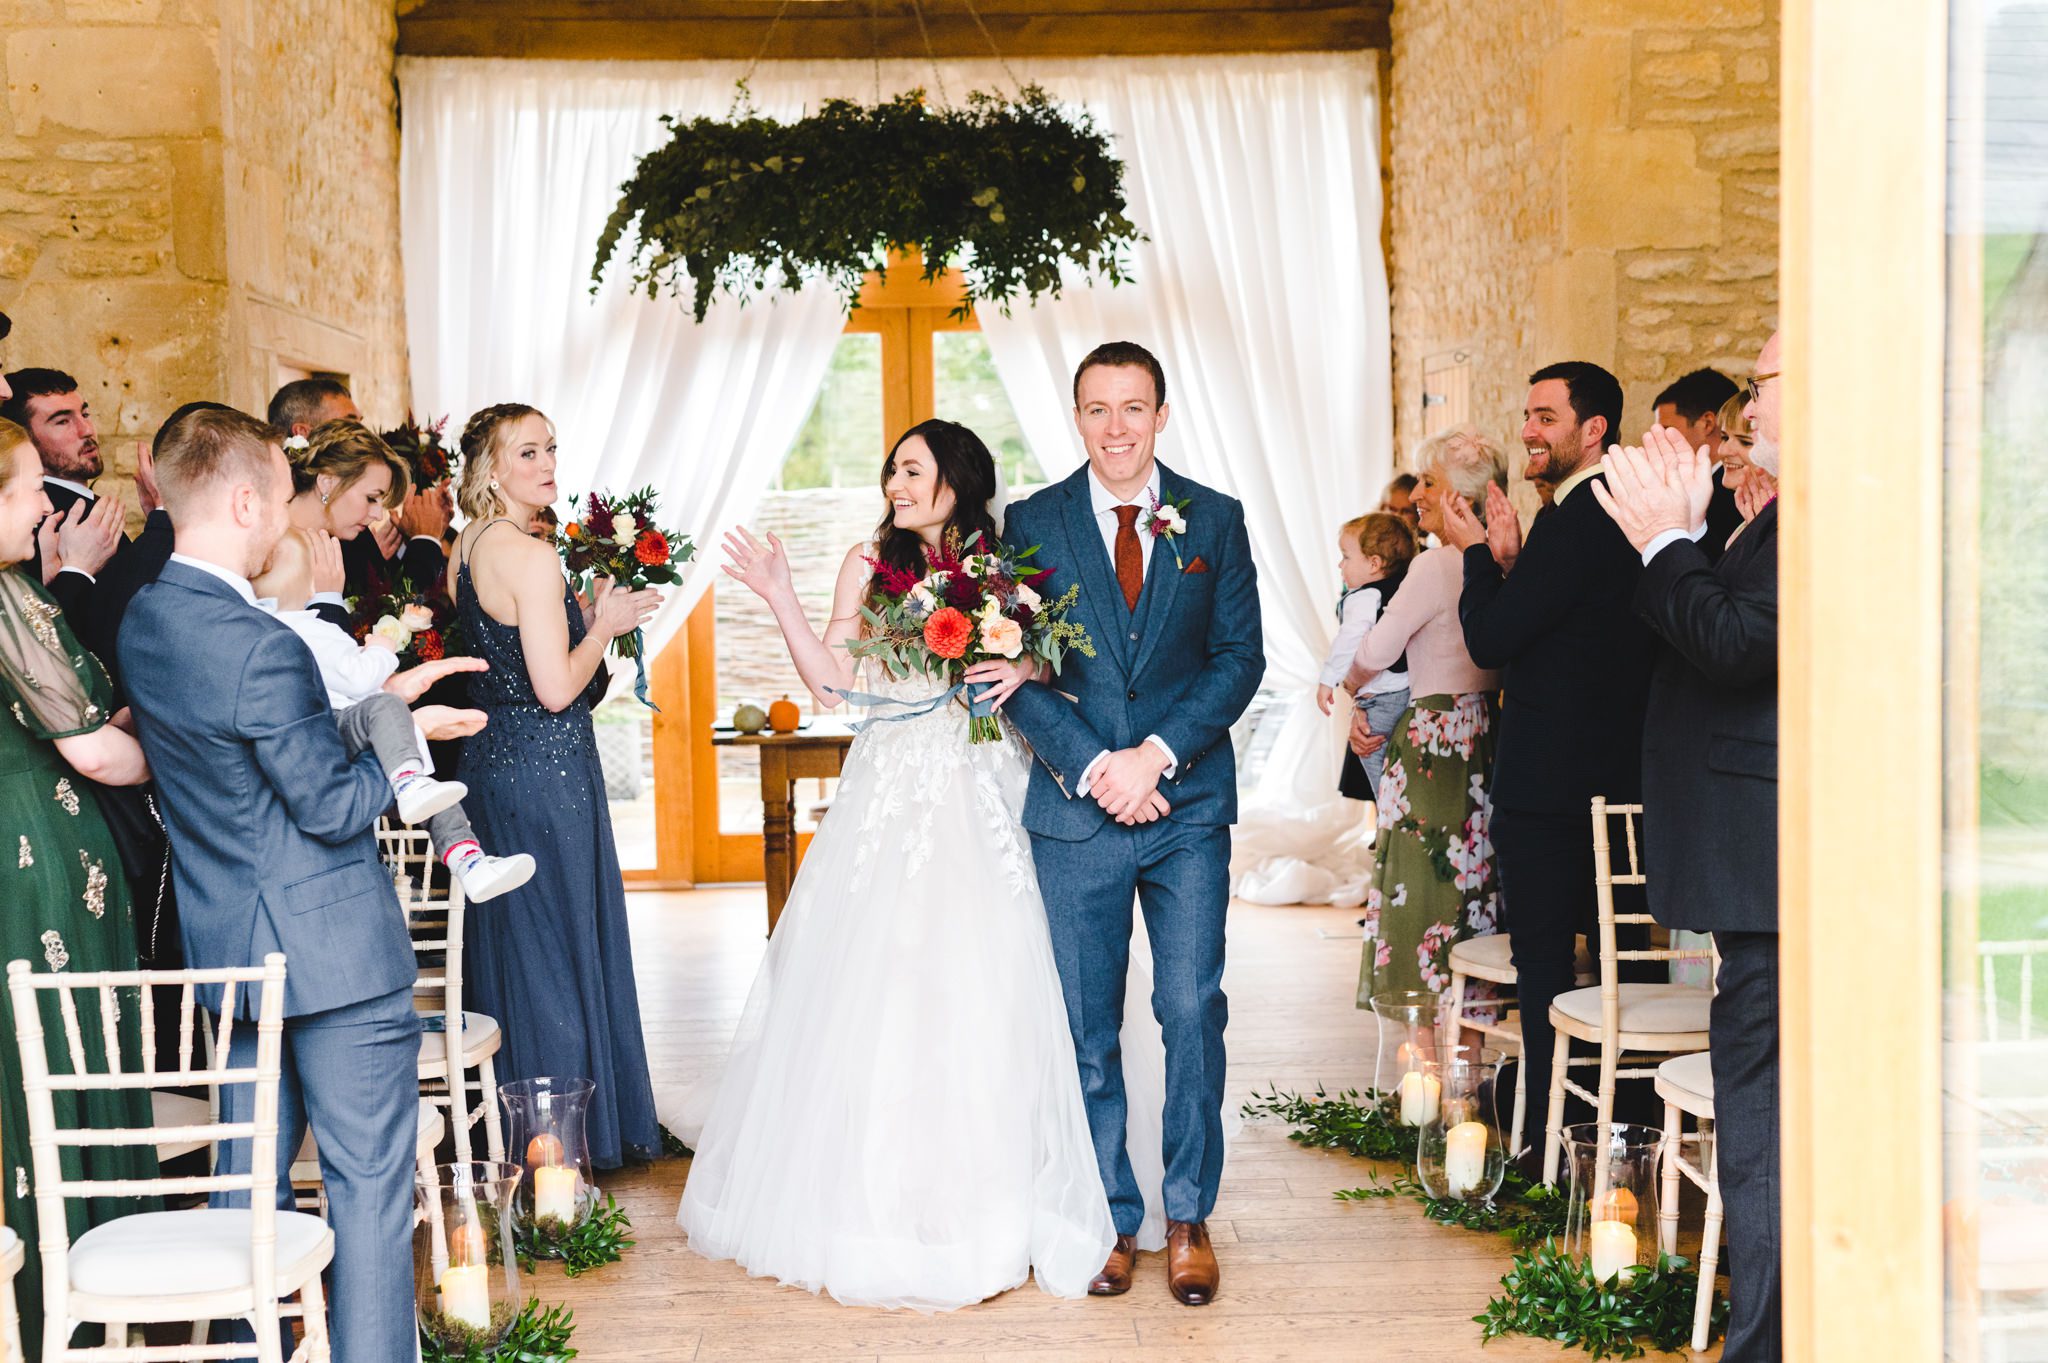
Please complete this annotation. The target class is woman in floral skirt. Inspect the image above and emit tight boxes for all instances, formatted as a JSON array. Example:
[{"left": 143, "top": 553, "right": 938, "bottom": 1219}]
[{"left": 1342, "top": 426, "right": 1508, "bottom": 1007}]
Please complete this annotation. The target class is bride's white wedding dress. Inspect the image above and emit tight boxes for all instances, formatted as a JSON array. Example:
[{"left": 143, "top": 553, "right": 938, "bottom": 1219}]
[{"left": 670, "top": 665, "right": 1180, "bottom": 1311}]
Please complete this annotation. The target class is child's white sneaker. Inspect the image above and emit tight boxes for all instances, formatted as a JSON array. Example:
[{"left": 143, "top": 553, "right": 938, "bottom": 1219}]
[
  {"left": 456, "top": 853, "right": 536, "bottom": 904},
  {"left": 394, "top": 774, "right": 468, "bottom": 825}
]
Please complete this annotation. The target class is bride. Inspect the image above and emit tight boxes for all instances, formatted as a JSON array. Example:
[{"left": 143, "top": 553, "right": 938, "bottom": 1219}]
[{"left": 672, "top": 419, "right": 1174, "bottom": 1311}]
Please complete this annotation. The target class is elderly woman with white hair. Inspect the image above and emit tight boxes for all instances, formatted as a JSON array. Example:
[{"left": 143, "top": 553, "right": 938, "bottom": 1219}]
[{"left": 1343, "top": 425, "right": 1507, "bottom": 1009}]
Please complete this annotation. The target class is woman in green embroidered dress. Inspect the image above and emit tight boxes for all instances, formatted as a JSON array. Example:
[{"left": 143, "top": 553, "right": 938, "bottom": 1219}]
[{"left": 0, "top": 419, "right": 158, "bottom": 1355}]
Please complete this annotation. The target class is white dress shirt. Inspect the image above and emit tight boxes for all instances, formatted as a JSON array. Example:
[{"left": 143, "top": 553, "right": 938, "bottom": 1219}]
[
  {"left": 270, "top": 609, "right": 400, "bottom": 712},
  {"left": 1075, "top": 463, "right": 1177, "bottom": 798},
  {"left": 1641, "top": 522, "right": 1709, "bottom": 565},
  {"left": 168, "top": 552, "right": 260, "bottom": 607}
]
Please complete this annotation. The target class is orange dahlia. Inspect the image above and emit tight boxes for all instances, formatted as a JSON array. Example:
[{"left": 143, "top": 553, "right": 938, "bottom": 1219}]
[
  {"left": 923, "top": 607, "right": 972, "bottom": 659},
  {"left": 634, "top": 528, "right": 669, "bottom": 566}
]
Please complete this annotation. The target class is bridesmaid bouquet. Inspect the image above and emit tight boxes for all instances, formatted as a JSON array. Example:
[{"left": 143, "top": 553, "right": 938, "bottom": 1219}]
[
  {"left": 347, "top": 590, "right": 458, "bottom": 668},
  {"left": 848, "top": 531, "right": 1094, "bottom": 743},
  {"left": 378, "top": 413, "right": 456, "bottom": 490},
  {"left": 555, "top": 487, "right": 697, "bottom": 664}
]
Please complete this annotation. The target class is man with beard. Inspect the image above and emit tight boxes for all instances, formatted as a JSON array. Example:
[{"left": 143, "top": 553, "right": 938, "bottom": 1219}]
[
  {"left": 1440, "top": 360, "right": 1659, "bottom": 1174},
  {"left": 1592, "top": 332, "right": 1782, "bottom": 1361},
  {"left": 1, "top": 368, "right": 129, "bottom": 662}
]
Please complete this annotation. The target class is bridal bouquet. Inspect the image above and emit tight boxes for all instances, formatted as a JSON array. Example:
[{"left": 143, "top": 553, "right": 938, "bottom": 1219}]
[
  {"left": 847, "top": 531, "right": 1094, "bottom": 743},
  {"left": 347, "top": 589, "right": 457, "bottom": 668},
  {"left": 556, "top": 487, "right": 697, "bottom": 663}
]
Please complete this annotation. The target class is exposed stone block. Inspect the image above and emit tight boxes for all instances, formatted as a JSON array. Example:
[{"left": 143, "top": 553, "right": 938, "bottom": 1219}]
[
  {"left": 5, "top": 28, "right": 220, "bottom": 138},
  {"left": 60, "top": 243, "right": 164, "bottom": 277},
  {"left": 1625, "top": 252, "right": 1701, "bottom": 280},
  {"left": 1568, "top": 129, "right": 1722, "bottom": 251},
  {"left": 1639, "top": 51, "right": 1724, "bottom": 96},
  {"left": 1735, "top": 54, "right": 1772, "bottom": 84},
  {"left": 1700, "top": 123, "right": 1779, "bottom": 160}
]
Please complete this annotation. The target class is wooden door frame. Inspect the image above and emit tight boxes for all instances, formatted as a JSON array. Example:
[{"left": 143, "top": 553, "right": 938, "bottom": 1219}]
[
  {"left": 1778, "top": 0, "right": 1949, "bottom": 1356},
  {"left": 627, "top": 253, "right": 979, "bottom": 886}
]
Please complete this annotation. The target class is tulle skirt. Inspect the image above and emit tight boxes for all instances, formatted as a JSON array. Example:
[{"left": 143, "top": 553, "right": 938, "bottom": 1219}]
[{"left": 670, "top": 706, "right": 1123, "bottom": 1310}]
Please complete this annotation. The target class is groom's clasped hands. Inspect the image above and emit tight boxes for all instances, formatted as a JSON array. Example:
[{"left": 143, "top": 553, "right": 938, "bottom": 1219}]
[{"left": 1086, "top": 742, "right": 1172, "bottom": 825}]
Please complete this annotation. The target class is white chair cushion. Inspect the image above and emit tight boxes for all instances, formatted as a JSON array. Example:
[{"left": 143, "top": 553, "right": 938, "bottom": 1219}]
[
  {"left": 417, "top": 1012, "right": 501, "bottom": 1072},
  {"left": 1551, "top": 983, "right": 1712, "bottom": 1036},
  {"left": 1448, "top": 933, "right": 1596, "bottom": 983},
  {"left": 70, "top": 1210, "right": 331, "bottom": 1297},
  {"left": 0, "top": 1226, "right": 21, "bottom": 1277},
  {"left": 1656, "top": 1052, "right": 1715, "bottom": 1107},
  {"left": 151, "top": 1092, "right": 214, "bottom": 1163}
]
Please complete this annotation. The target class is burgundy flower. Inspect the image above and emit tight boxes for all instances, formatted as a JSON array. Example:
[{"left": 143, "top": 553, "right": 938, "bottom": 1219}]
[
  {"left": 943, "top": 573, "right": 983, "bottom": 610},
  {"left": 866, "top": 557, "right": 921, "bottom": 596},
  {"left": 584, "top": 496, "right": 615, "bottom": 539}
]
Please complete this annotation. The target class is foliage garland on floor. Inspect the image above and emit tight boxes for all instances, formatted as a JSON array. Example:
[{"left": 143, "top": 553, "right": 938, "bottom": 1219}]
[
  {"left": 516, "top": 1195, "right": 635, "bottom": 1277},
  {"left": 593, "top": 85, "right": 1144, "bottom": 321},
  {"left": 1478, "top": 1241, "right": 1727, "bottom": 1360},
  {"left": 1242, "top": 1084, "right": 1719, "bottom": 1355},
  {"left": 419, "top": 1299, "right": 577, "bottom": 1363}
]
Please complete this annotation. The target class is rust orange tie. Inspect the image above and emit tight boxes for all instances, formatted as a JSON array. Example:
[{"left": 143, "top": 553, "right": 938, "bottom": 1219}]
[{"left": 1114, "top": 504, "right": 1144, "bottom": 611}]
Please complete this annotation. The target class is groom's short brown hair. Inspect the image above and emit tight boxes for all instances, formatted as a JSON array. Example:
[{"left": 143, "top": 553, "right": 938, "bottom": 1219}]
[{"left": 1073, "top": 341, "right": 1167, "bottom": 409}]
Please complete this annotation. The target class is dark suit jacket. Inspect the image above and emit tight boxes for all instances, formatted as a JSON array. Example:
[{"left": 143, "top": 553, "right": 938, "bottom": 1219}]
[
  {"left": 1702, "top": 466, "right": 1743, "bottom": 564},
  {"left": 28, "top": 481, "right": 136, "bottom": 684},
  {"left": 342, "top": 530, "right": 450, "bottom": 602},
  {"left": 1639, "top": 500, "right": 1778, "bottom": 934},
  {"left": 1460, "top": 472, "right": 1659, "bottom": 815},
  {"left": 120, "top": 561, "right": 416, "bottom": 1017}
]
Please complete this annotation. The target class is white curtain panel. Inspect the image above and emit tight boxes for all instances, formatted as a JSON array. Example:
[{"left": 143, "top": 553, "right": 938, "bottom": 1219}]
[{"left": 400, "top": 59, "right": 1395, "bottom": 896}]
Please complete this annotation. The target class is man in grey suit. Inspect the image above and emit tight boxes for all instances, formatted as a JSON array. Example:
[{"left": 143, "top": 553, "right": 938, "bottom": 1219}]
[
  {"left": 118, "top": 406, "right": 479, "bottom": 1362},
  {"left": 1591, "top": 330, "right": 1782, "bottom": 1362}
]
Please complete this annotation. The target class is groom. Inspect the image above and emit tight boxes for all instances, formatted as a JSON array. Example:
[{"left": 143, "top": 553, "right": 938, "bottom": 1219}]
[{"left": 1005, "top": 342, "right": 1264, "bottom": 1305}]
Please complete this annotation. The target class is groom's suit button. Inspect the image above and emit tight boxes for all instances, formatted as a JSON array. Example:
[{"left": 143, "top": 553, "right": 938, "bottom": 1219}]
[
  {"left": 1128, "top": 631, "right": 1138, "bottom": 640},
  {"left": 1128, "top": 689, "right": 1138, "bottom": 700}
]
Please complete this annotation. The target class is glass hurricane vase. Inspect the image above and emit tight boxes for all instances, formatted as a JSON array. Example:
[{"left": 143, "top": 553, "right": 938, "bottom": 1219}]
[
  {"left": 414, "top": 1161, "right": 523, "bottom": 1354},
  {"left": 1369, "top": 990, "right": 1440, "bottom": 1126},
  {"left": 499, "top": 1076, "right": 599, "bottom": 1238},
  {"left": 1415, "top": 1046, "right": 1508, "bottom": 1205},
  {"left": 1562, "top": 1121, "right": 1664, "bottom": 1284}
]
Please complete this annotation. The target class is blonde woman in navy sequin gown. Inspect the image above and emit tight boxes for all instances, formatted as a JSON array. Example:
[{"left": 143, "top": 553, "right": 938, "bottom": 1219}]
[{"left": 448, "top": 404, "right": 663, "bottom": 1167}]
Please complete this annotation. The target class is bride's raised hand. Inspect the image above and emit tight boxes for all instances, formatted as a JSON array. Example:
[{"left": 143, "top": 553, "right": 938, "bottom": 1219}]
[
  {"left": 963, "top": 656, "right": 1041, "bottom": 709},
  {"left": 590, "top": 577, "right": 661, "bottom": 641},
  {"left": 721, "top": 527, "right": 796, "bottom": 605}
]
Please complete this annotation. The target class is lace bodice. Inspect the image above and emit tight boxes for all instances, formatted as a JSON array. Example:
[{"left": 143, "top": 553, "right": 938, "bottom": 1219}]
[{"left": 841, "top": 660, "right": 1034, "bottom": 897}]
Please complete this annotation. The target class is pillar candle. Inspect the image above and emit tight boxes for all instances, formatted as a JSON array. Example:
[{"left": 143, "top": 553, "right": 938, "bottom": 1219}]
[
  {"left": 438, "top": 1264, "right": 492, "bottom": 1331},
  {"left": 1444, "top": 1120, "right": 1489, "bottom": 1195},
  {"left": 533, "top": 1164, "right": 578, "bottom": 1224},
  {"left": 1588, "top": 1220, "right": 1638, "bottom": 1282},
  {"left": 1397, "top": 1071, "right": 1441, "bottom": 1126}
]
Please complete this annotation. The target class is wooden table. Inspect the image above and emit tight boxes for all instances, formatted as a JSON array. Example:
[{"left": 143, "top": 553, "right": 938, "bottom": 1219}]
[{"left": 711, "top": 723, "right": 856, "bottom": 932}]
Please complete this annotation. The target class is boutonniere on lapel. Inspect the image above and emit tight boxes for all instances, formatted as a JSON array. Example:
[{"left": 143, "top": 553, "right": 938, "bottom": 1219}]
[{"left": 1139, "top": 492, "right": 1194, "bottom": 569}]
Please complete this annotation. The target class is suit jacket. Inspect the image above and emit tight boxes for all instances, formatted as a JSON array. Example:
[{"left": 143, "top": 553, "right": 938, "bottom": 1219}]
[
  {"left": 342, "top": 530, "right": 450, "bottom": 603},
  {"left": 1702, "top": 466, "right": 1743, "bottom": 565},
  {"left": 1002, "top": 463, "right": 1265, "bottom": 841},
  {"left": 1639, "top": 500, "right": 1778, "bottom": 933},
  {"left": 28, "top": 481, "right": 139, "bottom": 690},
  {"left": 1460, "top": 472, "right": 1659, "bottom": 815},
  {"left": 119, "top": 561, "right": 417, "bottom": 1016}
]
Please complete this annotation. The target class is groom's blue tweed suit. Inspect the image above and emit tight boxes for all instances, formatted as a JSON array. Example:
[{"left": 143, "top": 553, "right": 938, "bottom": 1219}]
[
  {"left": 1004, "top": 462, "right": 1263, "bottom": 1232},
  {"left": 120, "top": 560, "right": 422, "bottom": 1363}
]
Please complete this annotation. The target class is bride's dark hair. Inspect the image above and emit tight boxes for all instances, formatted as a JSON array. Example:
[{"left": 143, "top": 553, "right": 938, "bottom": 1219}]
[{"left": 864, "top": 419, "right": 1000, "bottom": 615}]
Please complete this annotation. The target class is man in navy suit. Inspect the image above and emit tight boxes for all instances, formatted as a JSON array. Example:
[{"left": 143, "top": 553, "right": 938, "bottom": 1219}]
[
  {"left": 119, "top": 406, "right": 478, "bottom": 1362},
  {"left": 1004, "top": 342, "right": 1264, "bottom": 1306}
]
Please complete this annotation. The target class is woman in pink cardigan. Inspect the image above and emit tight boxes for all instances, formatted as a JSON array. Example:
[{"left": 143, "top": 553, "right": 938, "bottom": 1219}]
[{"left": 1344, "top": 426, "right": 1507, "bottom": 1009}]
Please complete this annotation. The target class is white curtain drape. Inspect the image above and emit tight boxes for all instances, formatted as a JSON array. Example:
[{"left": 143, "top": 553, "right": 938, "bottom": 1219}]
[
  {"left": 400, "top": 58, "right": 1395, "bottom": 896},
  {"left": 398, "top": 60, "right": 855, "bottom": 654},
  {"left": 971, "top": 55, "right": 1394, "bottom": 903}
]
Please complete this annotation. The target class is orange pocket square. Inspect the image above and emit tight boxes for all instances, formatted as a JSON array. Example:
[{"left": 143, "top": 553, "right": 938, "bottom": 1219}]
[{"left": 1184, "top": 556, "right": 1209, "bottom": 574}]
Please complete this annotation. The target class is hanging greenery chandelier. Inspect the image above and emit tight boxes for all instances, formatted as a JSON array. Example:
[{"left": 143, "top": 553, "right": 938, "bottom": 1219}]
[{"left": 591, "top": 84, "right": 1146, "bottom": 322}]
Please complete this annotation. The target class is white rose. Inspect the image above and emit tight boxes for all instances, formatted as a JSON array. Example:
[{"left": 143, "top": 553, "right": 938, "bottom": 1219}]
[
  {"left": 979, "top": 613, "right": 1024, "bottom": 659},
  {"left": 1014, "top": 582, "right": 1042, "bottom": 611},
  {"left": 372, "top": 614, "right": 412, "bottom": 650},
  {"left": 1156, "top": 506, "right": 1187, "bottom": 535},
  {"left": 613, "top": 512, "right": 638, "bottom": 543},
  {"left": 399, "top": 603, "right": 435, "bottom": 633}
]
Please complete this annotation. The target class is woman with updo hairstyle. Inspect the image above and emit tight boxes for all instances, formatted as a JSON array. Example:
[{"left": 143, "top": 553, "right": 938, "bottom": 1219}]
[
  {"left": 0, "top": 418, "right": 159, "bottom": 1353},
  {"left": 1341, "top": 425, "right": 1508, "bottom": 1017},
  {"left": 448, "top": 402, "right": 663, "bottom": 1168},
  {"left": 283, "top": 419, "right": 411, "bottom": 616}
]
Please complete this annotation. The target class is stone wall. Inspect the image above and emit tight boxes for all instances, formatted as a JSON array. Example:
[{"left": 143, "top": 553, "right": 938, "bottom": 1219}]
[
  {"left": 0, "top": 0, "right": 405, "bottom": 515},
  {"left": 1387, "top": 0, "right": 1779, "bottom": 484}
]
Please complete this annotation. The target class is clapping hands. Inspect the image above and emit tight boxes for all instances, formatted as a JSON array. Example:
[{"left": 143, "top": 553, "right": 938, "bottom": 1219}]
[
  {"left": 1588, "top": 425, "right": 1714, "bottom": 554},
  {"left": 1440, "top": 484, "right": 1524, "bottom": 571}
]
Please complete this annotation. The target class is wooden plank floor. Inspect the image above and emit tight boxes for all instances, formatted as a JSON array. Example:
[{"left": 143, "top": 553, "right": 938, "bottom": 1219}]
[{"left": 527, "top": 889, "right": 1723, "bottom": 1362}]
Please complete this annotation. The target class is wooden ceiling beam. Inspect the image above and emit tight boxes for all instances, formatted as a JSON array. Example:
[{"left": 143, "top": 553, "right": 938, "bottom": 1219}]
[{"left": 396, "top": 0, "right": 1390, "bottom": 60}]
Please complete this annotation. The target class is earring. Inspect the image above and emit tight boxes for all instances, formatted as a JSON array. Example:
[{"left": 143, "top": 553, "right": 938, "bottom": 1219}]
[
  {"left": 319, "top": 491, "right": 330, "bottom": 506},
  {"left": 489, "top": 479, "right": 499, "bottom": 490}
]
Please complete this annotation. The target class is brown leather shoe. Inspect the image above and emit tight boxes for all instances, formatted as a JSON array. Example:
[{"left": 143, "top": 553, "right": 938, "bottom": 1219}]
[
  {"left": 1166, "top": 1220, "right": 1219, "bottom": 1305},
  {"left": 1089, "top": 1234, "right": 1137, "bottom": 1296}
]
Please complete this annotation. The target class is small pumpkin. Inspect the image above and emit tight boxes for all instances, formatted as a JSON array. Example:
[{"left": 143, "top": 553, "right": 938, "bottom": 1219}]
[
  {"left": 731, "top": 700, "right": 768, "bottom": 734},
  {"left": 767, "top": 695, "right": 801, "bottom": 733}
]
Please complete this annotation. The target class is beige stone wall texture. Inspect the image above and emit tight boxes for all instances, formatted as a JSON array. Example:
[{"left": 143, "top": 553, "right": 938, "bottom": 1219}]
[
  {"left": 1388, "top": 0, "right": 1779, "bottom": 484},
  {"left": 0, "top": 0, "right": 405, "bottom": 515}
]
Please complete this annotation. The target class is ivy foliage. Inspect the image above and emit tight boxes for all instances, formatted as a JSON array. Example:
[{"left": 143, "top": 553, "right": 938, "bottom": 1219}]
[
  {"left": 516, "top": 1195, "right": 635, "bottom": 1278},
  {"left": 1478, "top": 1240, "right": 1726, "bottom": 1359},
  {"left": 593, "top": 85, "right": 1144, "bottom": 321},
  {"left": 419, "top": 1299, "right": 577, "bottom": 1363}
]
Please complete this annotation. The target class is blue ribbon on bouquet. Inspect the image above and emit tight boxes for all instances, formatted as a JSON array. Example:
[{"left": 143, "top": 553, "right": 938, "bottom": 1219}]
[
  {"left": 824, "top": 681, "right": 998, "bottom": 733},
  {"left": 631, "top": 627, "right": 658, "bottom": 711}
]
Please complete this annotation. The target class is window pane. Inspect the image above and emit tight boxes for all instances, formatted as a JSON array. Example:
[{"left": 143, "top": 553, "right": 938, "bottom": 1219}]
[
  {"left": 595, "top": 694, "right": 654, "bottom": 871},
  {"left": 934, "top": 330, "right": 1047, "bottom": 490},
  {"left": 714, "top": 332, "right": 883, "bottom": 833},
  {"left": 1943, "top": 4, "right": 2048, "bottom": 1355}
]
